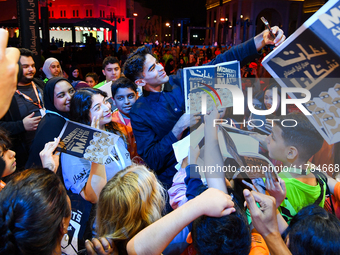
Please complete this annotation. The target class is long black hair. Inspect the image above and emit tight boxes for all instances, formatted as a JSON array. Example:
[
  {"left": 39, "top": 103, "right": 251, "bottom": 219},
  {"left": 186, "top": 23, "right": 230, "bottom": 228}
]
[
  {"left": 69, "top": 88, "right": 122, "bottom": 136},
  {"left": 0, "top": 168, "right": 71, "bottom": 254}
]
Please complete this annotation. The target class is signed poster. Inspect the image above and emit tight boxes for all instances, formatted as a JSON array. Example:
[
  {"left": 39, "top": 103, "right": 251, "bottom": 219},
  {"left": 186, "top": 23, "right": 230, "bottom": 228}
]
[{"left": 262, "top": 0, "right": 340, "bottom": 144}]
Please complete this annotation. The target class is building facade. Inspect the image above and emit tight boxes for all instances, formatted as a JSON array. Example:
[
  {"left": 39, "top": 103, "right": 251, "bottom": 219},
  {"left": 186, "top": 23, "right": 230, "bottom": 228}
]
[
  {"left": 205, "top": 0, "right": 324, "bottom": 46},
  {"left": 0, "top": 0, "right": 149, "bottom": 44}
]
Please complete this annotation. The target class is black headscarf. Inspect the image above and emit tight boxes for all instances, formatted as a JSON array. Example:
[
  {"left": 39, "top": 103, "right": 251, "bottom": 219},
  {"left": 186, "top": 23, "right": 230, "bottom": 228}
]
[
  {"left": 26, "top": 77, "right": 71, "bottom": 168},
  {"left": 68, "top": 65, "right": 82, "bottom": 83},
  {"left": 44, "top": 77, "right": 72, "bottom": 118}
]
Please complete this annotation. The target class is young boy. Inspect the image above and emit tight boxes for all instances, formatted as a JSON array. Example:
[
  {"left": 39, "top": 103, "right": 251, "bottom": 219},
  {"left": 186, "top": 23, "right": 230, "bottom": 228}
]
[
  {"left": 266, "top": 112, "right": 325, "bottom": 222},
  {"left": 111, "top": 77, "right": 139, "bottom": 159},
  {"left": 94, "top": 56, "right": 121, "bottom": 89}
]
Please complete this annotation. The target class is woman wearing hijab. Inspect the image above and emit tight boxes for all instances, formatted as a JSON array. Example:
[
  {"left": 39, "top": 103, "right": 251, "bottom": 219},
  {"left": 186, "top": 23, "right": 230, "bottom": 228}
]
[
  {"left": 68, "top": 65, "right": 83, "bottom": 85},
  {"left": 25, "top": 77, "right": 75, "bottom": 168},
  {"left": 42, "top": 57, "right": 63, "bottom": 83}
]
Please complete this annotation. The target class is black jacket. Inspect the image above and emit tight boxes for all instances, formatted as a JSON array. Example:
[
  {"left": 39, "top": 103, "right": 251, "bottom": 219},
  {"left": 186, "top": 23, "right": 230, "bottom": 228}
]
[{"left": 0, "top": 80, "right": 44, "bottom": 171}]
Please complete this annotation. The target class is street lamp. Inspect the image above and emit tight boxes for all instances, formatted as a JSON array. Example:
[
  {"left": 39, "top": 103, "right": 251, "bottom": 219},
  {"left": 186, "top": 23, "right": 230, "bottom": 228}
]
[{"left": 165, "top": 23, "right": 171, "bottom": 42}]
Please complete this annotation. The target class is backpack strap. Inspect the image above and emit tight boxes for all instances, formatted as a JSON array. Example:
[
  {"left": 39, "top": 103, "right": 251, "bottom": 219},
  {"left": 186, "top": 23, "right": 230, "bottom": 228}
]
[{"left": 312, "top": 171, "right": 335, "bottom": 215}]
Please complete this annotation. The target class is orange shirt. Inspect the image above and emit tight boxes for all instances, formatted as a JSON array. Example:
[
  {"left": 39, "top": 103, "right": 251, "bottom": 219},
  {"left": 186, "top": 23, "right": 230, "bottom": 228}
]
[
  {"left": 249, "top": 232, "right": 270, "bottom": 255},
  {"left": 0, "top": 180, "right": 6, "bottom": 192},
  {"left": 180, "top": 232, "right": 269, "bottom": 255},
  {"left": 112, "top": 110, "right": 138, "bottom": 160}
]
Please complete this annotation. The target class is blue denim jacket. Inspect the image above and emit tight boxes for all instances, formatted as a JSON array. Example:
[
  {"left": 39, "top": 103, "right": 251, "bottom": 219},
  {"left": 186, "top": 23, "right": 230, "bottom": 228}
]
[{"left": 130, "top": 38, "right": 260, "bottom": 188}]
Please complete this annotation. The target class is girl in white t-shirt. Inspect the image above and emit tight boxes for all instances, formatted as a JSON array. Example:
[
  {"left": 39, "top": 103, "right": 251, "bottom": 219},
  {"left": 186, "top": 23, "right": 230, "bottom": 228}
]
[{"left": 61, "top": 88, "right": 131, "bottom": 203}]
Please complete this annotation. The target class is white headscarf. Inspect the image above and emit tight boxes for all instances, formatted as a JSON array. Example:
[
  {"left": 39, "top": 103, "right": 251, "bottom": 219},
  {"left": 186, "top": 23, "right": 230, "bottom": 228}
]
[{"left": 42, "top": 57, "right": 63, "bottom": 79}]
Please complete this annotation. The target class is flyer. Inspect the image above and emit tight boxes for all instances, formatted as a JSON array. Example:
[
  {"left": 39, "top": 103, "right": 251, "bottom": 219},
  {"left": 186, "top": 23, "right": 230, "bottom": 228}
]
[
  {"left": 262, "top": 0, "right": 340, "bottom": 144},
  {"left": 57, "top": 120, "right": 121, "bottom": 165}
]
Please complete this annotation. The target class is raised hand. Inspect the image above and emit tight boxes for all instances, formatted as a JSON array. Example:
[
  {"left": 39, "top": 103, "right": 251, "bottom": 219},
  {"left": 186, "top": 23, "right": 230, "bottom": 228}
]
[
  {"left": 263, "top": 26, "right": 286, "bottom": 47},
  {"left": 195, "top": 188, "right": 235, "bottom": 217},
  {"left": 172, "top": 113, "right": 200, "bottom": 139},
  {"left": 40, "top": 137, "right": 61, "bottom": 173},
  {"left": 264, "top": 172, "right": 286, "bottom": 208},
  {"left": 91, "top": 116, "right": 100, "bottom": 129},
  {"left": 243, "top": 189, "right": 278, "bottom": 237},
  {"left": 0, "top": 29, "right": 20, "bottom": 118}
]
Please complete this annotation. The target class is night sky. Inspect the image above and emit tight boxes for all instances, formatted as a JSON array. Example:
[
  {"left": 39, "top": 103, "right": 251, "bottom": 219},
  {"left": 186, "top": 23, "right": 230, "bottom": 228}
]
[{"left": 135, "top": 0, "right": 207, "bottom": 26}]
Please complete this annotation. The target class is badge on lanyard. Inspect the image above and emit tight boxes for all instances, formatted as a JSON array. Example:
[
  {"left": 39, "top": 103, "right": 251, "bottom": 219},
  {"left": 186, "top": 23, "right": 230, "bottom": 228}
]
[{"left": 40, "top": 108, "right": 46, "bottom": 117}]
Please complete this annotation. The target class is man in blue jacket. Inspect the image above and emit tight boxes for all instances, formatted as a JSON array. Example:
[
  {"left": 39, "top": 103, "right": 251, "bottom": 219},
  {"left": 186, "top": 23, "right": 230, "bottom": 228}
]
[{"left": 123, "top": 27, "right": 285, "bottom": 189}]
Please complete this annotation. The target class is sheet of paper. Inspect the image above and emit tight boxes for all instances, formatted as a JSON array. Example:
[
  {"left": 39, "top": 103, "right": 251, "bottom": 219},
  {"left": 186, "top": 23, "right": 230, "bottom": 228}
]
[
  {"left": 98, "top": 81, "right": 113, "bottom": 98},
  {"left": 172, "top": 123, "right": 205, "bottom": 163}
]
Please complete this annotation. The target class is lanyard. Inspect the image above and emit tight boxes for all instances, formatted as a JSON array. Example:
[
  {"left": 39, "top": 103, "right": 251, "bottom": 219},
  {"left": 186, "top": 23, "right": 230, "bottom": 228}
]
[
  {"left": 45, "top": 110, "right": 69, "bottom": 120},
  {"left": 16, "top": 82, "right": 43, "bottom": 109}
]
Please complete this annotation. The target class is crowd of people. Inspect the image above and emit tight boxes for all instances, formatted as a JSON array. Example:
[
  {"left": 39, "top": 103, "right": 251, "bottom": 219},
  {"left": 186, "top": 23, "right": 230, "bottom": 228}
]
[{"left": 0, "top": 24, "right": 340, "bottom": 255}]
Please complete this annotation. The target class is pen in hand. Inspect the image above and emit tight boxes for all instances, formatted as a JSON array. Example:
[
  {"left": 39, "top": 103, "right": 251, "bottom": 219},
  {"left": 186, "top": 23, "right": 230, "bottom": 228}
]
[{"left": 261, "top": 17, "right": 276, "bottom": 39}]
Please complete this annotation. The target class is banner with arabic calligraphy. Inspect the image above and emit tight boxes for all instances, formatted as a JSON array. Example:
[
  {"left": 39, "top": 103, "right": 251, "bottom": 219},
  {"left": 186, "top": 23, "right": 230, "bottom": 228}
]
[
  {"left": 17, "top": 0, "right": 41, "bottom": 69},
  {"left": 183, "top": 61, "right": 241, "bottom": 115},
  {"left": 262, "top": 0, "right": 340, "bottom": 144}
]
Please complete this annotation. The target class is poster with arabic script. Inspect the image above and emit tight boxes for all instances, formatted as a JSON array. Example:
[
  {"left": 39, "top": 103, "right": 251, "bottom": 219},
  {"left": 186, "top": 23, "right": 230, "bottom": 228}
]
[
  {"left": 57, "top": 120, "right": 121, "bottom": 164},
  {"left": 262, "top": 0, "right": 340, "bottom": 144},
  {"left": 183, "top": 60, "right": 241, "bottom": 115}
]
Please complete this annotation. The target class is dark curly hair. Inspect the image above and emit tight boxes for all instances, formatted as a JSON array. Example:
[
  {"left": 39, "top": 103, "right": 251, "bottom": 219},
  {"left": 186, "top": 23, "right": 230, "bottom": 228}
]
[
  {"left": 69, "top": 88, "right": 123, "bottom": 137},
  {"left": 191, "top": 203, "right": 251, "bottom": 255},
  {"left": 69, "top": 88, "right": 104, "bottom": 125},
  {"left": 0, "top": 168, "right": 71, "bottom": 255},
  {"left": 123, "top": 46, "right": 150, "bottom": 82}
]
